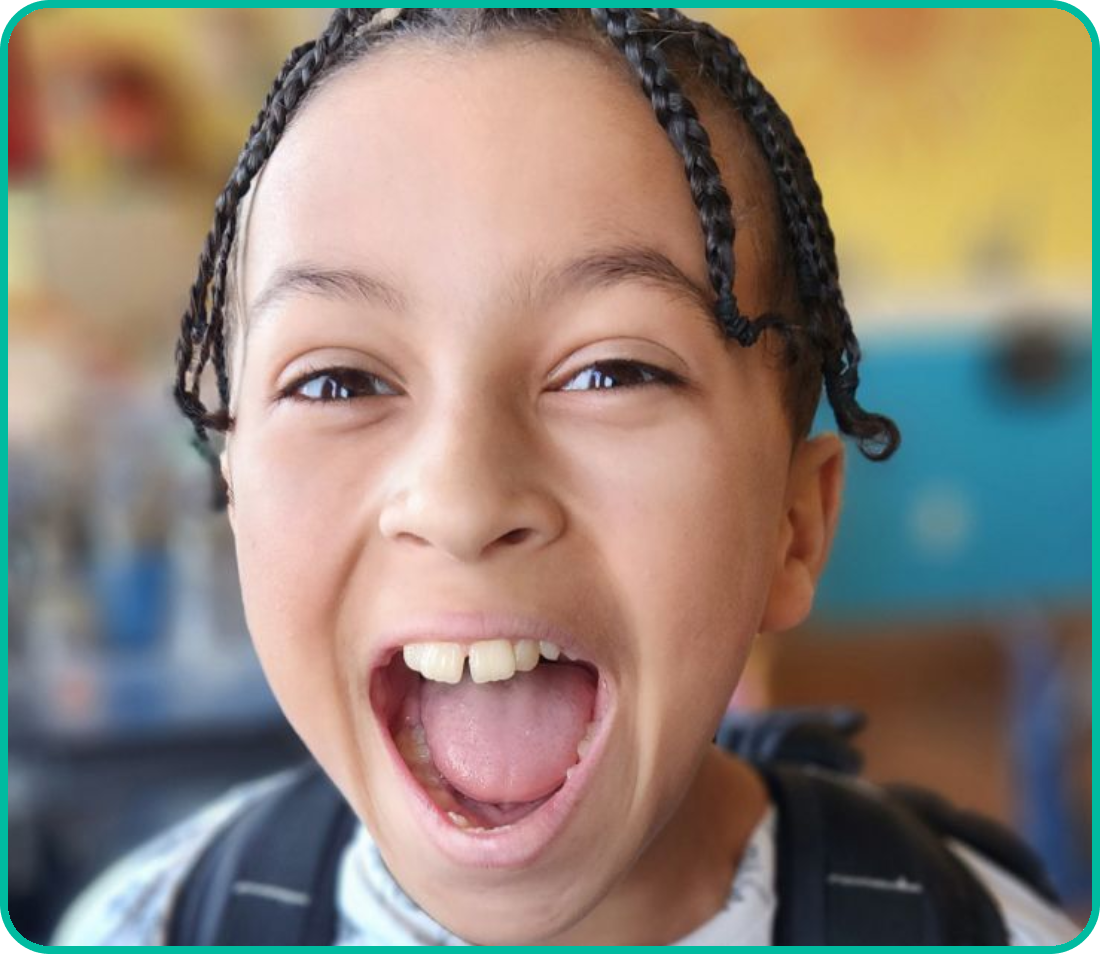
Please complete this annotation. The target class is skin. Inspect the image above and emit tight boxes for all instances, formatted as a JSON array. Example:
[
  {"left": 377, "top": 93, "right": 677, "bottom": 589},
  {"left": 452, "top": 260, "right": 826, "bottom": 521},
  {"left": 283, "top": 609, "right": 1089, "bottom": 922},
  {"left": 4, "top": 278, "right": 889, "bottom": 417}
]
[{"left": 222, "top": 37, "right": 844, "bottom": 944}]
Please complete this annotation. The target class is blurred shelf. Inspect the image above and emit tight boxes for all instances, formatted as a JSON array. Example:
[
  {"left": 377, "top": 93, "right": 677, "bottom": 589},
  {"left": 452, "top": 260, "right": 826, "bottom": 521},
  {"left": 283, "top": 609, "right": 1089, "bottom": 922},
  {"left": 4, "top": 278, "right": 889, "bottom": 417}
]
[{"left": 9, "top": 647, "right": 282, "bottom": 753}]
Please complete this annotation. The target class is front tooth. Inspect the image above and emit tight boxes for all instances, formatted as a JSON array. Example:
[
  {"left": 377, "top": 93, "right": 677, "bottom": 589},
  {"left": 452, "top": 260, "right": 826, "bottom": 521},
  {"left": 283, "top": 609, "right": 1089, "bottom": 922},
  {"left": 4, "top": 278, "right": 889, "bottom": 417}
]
[
  {"left": 419, "top": 642, "right": 466, "bottom": 684},
  {"left": 469, "top": 639, "right": 517, "bottom": 683},
  {"left": 539, "top": 640, "right": 561, "bottom": 661},
  {"left": 514, "top": 639, "right": 540, "bottom": 672}
]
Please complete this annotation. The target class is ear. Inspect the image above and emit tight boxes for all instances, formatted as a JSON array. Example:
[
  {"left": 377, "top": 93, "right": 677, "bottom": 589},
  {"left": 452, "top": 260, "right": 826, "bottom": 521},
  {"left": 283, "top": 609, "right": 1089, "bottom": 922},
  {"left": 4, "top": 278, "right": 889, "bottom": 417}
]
[{"left": 759, "top": 433, "right": 845, "bottom": 634}]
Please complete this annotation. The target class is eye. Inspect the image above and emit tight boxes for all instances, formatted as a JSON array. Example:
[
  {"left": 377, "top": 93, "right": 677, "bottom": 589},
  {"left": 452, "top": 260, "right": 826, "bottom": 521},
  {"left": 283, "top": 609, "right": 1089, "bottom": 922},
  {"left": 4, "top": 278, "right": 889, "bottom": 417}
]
[
  {"left": 281, "top": 367, "right": 400, "bottom": 403},
  {"left": 559, "top": 360, "right": 684, "bottom": 392}
]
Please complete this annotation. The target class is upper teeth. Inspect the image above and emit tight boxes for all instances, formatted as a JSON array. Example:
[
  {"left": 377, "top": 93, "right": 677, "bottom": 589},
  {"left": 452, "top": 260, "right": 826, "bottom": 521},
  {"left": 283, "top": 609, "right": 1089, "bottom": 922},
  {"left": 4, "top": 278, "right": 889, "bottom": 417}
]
[{"left": 403, "top": 639, "right": 563, "bottom": 684}]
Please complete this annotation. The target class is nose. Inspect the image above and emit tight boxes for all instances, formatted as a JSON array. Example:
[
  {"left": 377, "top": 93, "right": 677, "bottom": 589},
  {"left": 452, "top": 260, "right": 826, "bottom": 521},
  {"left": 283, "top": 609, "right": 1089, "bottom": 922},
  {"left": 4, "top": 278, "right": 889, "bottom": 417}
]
[{"left": 377, "top": 397, "right": 565, "bottom": 563}]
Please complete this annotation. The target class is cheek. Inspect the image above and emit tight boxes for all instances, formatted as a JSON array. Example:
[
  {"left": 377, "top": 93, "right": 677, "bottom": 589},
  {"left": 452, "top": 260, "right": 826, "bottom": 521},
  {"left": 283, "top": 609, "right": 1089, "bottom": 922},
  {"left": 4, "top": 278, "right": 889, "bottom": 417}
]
[
  {"left": 564, "top": 405, "right": 784, "bottom": 621},
  {"left": 566, "top": 404, "right": 787, "bottom": 755},
  {"left": 228, "top": 401, "right": 394, "bottom": 608},
  {"left": 230, "top": 430, "right": 348, "bottom": 632},
  {"left": 226, "top": 425, "right": 376, "bottom": 788}
]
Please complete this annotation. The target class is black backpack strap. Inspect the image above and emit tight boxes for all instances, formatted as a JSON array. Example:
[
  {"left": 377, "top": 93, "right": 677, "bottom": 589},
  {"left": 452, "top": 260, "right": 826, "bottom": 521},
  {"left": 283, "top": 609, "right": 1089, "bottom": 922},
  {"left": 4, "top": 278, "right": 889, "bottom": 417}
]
[
  {"left": 760, "top": 764, "right": 1009, "bottom": 945},
  {"left": 716, "top": 706, "right": 866, "bottom": 775},
  {"left": 886, "top": 781, "right": 1061, "bottom": 904},
  {"left": 168, "top": 763, "right": 357, "bottom": 946}
]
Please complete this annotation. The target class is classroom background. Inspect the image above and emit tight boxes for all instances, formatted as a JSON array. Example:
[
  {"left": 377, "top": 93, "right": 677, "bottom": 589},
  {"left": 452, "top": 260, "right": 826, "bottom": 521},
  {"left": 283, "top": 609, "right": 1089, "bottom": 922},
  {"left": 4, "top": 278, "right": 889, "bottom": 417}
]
[{"left": 7, "top": 8, "right": 1092, "bottom": 941}]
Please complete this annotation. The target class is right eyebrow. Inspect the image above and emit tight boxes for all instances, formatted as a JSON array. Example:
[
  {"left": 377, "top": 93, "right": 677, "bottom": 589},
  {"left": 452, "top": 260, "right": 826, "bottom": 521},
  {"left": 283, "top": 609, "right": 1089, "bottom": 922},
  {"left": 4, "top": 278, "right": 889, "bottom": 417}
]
[{"left": 248, "top": 263, "right": 408, "bottom": 326}]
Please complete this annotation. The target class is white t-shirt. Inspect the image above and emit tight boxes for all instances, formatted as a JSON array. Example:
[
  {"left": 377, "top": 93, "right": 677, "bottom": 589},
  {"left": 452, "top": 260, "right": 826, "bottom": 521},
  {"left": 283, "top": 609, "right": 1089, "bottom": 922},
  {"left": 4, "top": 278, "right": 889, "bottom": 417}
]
[{"left": 54, "top": 774, "right": 1083, "bottom": 946}]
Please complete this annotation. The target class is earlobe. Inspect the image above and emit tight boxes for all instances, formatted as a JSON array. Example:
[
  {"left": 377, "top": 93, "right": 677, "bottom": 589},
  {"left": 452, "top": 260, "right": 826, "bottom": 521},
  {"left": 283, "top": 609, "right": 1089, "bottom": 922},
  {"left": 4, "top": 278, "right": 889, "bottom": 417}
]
[{"left": 759, "top": 434, "right": 845, "bottom": 634}]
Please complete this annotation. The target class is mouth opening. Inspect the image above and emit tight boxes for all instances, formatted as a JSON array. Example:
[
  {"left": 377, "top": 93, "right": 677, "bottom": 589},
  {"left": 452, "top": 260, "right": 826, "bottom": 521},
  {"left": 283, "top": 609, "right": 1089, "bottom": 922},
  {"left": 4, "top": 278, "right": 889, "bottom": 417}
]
[{"left": 371, "top": 651, "right": 599, "bottom": 831}]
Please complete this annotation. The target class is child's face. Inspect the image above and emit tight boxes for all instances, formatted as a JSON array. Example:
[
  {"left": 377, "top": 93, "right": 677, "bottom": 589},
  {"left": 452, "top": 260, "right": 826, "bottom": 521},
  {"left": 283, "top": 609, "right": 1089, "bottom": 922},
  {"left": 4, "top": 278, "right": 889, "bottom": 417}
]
[{"left": 224, "top": 39, "right": 834, "bottom": 942}]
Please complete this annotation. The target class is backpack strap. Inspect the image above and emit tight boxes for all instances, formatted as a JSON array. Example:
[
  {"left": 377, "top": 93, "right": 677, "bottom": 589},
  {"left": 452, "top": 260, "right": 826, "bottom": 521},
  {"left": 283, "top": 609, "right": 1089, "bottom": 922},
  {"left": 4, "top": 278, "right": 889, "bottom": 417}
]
[
  {"left": 716, "top": 706, "right": 866, "bottom": 774},
  {"left": 885, "top": 782, "right": 1062, "bottom": 905},
  {"left": 760, "top": 763, "right": 1009, "bottom": 945},
  {"left": 168, "top": 764, "right": 356, "bottom": 946},
  {"left": 168, "top": 711, "right": 1048, "bottom": 945}
]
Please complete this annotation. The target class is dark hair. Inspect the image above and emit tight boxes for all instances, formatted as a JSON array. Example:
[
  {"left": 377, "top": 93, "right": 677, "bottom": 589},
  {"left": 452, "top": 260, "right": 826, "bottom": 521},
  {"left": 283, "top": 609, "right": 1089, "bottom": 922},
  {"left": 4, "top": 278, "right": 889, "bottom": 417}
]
[{"left": 174, "top": 8, "right": 900, "bottom": 504}]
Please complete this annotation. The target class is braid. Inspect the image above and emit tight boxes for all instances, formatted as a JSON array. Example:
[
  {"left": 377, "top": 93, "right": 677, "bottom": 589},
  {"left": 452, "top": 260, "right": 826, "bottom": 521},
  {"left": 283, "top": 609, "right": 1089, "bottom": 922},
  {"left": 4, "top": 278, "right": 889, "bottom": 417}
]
[
  {"left": 205, "top": 38, "right": 319, "bottom": 410},
  {"left": 591, "top": 9, "right": 755, "bottom": 342},
  {"left": 175, "top": 38, "right": 315, "bottom": 435},
  {"left": 655, "top": 10, "right": 899, "bottom": 460},
  {"left": 174, "top": 7, "right": 899, "bottom": 506},
  {"left": 174, "top": 10, "right": 386, "bottom": 501},
  {"left": 771, "top": 115, "right": 900, "bottom": 457}
]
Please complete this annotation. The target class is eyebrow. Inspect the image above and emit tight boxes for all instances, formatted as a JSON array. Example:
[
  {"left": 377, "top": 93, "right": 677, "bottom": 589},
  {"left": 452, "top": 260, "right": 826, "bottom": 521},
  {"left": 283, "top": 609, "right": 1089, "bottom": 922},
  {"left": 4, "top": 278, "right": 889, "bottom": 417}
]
[
  {"left": 248, "top": 265, "right": 408, "bottom": 325},
  {"left": 530, "top": 244, "right": 719, "bottom": 330},
  {"left": 247, "top": 244, "right": 720, "bottom": 334}
]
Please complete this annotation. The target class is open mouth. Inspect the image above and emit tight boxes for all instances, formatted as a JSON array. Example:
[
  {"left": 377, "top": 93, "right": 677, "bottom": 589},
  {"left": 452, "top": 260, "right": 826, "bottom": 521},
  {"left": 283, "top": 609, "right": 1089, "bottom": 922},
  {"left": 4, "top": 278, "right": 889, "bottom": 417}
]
[{"left": 370, "top": 637, "right": 603, "bottom": 834}]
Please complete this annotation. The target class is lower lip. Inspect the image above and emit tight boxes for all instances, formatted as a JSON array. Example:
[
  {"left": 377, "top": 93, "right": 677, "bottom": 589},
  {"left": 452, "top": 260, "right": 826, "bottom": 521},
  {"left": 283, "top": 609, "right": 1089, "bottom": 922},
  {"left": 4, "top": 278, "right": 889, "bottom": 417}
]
[{"left": 375, "top": 669, "right": 616, "bottom": 869}]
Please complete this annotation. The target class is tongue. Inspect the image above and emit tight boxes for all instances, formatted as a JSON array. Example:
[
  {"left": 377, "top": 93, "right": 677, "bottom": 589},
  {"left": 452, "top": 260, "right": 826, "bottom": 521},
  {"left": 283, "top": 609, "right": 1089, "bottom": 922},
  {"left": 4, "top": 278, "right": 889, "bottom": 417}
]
[{"left": 420, "top": 662, "right": 596, "bottom": 805}]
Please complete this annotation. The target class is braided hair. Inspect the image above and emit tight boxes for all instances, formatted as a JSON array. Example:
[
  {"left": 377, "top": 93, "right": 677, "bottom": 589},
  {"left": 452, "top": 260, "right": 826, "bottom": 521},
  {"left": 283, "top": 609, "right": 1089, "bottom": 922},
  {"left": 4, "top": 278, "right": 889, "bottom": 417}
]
[{"left": 174, "top": 8, "right": 899, "bottom": 505}]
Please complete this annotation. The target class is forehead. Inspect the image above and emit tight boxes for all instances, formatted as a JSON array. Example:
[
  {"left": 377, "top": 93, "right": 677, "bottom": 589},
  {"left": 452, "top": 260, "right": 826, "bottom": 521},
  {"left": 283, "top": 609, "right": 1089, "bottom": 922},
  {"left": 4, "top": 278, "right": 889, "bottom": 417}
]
[{"left": 240, "top": 37, "right": 770, "bottom": 316}]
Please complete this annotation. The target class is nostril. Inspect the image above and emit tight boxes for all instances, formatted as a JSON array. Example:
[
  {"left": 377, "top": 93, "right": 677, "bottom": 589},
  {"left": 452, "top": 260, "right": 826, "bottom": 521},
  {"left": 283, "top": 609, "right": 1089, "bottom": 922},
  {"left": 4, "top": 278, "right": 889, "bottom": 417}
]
[{"left": 499, "top": 528, "right": 533, "bottom": 546}]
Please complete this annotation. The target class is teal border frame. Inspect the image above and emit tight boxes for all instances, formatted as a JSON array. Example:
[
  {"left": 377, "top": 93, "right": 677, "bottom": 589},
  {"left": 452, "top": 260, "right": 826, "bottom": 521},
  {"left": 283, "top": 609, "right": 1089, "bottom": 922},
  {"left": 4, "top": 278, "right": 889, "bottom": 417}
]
[{"left": 0, "top": 3, "right": 1095, "bottom": 950}]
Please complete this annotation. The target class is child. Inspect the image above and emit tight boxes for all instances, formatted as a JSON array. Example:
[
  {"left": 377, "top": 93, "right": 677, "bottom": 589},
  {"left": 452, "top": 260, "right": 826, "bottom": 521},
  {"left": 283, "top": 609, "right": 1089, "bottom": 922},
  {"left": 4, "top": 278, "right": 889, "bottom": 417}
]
[{"left": 55, "top": 8, "right": 1079, "bottom": 945}]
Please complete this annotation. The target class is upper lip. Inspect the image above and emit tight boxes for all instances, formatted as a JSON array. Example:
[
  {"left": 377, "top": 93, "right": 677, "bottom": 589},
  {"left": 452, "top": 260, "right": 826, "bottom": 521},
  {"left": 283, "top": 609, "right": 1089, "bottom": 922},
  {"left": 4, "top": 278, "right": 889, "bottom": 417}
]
[{"left": 369, "top": 611, "right": 600, "bottom": 671}]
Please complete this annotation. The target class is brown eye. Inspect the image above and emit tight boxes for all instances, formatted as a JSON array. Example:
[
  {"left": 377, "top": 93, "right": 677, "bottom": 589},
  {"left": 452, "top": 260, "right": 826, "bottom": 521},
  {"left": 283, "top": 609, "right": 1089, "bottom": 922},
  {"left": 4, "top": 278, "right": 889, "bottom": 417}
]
[
  {"left": 560, "top": 360, "right": 683, "bottom": 392},
  {"left": 285, "top": 368, "right": 400, "bottom": 402}
]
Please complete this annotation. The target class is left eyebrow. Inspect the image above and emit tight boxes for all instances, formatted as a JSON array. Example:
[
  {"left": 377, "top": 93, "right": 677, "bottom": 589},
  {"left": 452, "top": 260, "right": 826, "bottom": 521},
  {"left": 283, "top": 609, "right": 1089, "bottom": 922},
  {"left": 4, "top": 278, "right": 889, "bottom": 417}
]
[{"left": 520, "top": 243, "right": 721, "bottom": 336}]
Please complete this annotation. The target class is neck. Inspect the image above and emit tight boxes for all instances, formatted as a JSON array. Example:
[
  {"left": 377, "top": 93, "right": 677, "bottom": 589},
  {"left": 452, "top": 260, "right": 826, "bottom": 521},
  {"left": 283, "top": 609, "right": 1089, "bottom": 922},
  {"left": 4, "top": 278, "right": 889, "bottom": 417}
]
[{"left": 540, "top": 746, "right": 769, "bottom": 945}]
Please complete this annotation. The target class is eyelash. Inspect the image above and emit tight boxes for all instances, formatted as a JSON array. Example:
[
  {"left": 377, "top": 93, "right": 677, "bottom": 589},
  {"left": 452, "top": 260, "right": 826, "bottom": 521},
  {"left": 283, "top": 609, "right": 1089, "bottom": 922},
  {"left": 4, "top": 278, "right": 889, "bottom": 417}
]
[{"left": 278, "top": 360, "right": 685, "bottom": 404}]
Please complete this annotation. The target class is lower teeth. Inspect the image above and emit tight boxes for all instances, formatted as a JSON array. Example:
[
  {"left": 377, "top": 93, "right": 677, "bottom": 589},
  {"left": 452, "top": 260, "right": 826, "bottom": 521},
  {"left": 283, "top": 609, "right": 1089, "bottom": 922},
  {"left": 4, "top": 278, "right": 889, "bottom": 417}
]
[{"left": 394, "top": 723, "right": 466, "bottom": 815}]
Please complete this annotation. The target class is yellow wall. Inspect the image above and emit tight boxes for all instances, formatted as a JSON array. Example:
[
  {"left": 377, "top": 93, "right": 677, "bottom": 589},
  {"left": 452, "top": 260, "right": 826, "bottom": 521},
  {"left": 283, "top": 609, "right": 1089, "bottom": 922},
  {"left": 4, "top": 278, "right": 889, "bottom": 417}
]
[
  {"left": 16, "top": 8, "right": 1093, "bottom": 300},
  {"left": 693, "top": 9, "right": 1092, "bottom": 290}
]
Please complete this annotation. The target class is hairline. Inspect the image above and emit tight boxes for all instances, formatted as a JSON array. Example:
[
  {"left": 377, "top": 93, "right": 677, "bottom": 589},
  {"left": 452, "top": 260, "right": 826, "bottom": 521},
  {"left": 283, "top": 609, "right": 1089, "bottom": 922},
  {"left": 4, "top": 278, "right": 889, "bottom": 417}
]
[{"left": 225, "top": 22, "right": 813, "bottom": 428}]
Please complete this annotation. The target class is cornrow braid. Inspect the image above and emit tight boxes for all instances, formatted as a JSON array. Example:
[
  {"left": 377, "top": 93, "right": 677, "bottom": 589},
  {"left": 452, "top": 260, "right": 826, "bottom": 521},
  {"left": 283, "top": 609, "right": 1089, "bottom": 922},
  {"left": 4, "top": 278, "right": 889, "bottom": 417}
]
[
  {"left": 654, "top": 9, "right": 900, "bottom": 460},
  {"left": 174, "top": 9, "right": 385, "bottom": 500},
  {"left": 590, "top": 8, "right": 751, "bottom": 342},
  {"left": 175, "top": 37, "right": 313, "bottom": 440}
]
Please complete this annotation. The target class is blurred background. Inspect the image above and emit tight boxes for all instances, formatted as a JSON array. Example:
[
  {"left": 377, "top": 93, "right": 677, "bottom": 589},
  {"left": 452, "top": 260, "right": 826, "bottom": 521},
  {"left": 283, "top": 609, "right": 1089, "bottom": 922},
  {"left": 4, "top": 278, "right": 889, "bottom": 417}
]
[{"left": 7, "top": 7, "right": 1091, "bottom": 941}]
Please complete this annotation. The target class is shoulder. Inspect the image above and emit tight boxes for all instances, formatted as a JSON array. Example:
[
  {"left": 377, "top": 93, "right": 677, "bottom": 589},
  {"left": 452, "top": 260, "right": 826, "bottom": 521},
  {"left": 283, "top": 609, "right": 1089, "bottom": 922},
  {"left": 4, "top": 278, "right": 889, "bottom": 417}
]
[
  {"left": 948, "top": 840, "right": 1084, "bottom": 946},
  {"left": 52, "top": 771, "right": 296, "bottom": 946}
]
